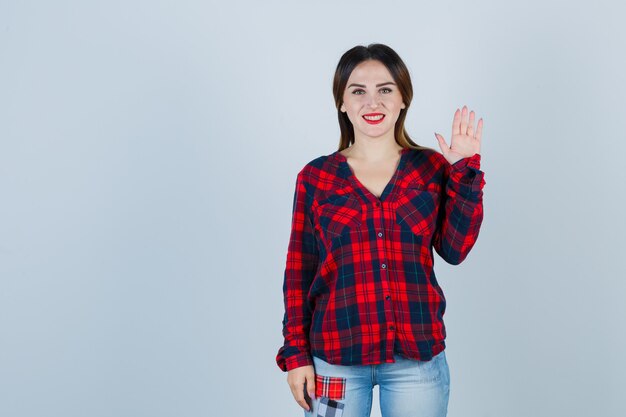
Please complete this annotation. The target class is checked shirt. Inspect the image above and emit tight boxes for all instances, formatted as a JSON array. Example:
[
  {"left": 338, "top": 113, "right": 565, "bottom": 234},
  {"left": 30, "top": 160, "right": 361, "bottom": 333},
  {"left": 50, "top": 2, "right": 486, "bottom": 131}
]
[{"left": 276, "top": 146, "right": 486, "bottom": 372}]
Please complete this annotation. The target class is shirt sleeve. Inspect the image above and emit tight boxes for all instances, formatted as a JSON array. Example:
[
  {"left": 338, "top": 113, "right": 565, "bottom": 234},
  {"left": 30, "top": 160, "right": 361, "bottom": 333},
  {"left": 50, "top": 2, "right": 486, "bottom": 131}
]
[
  {"left": 432, "top": 153, "right": 486, "bottom": 265},
  {"left": 275, "top": 170, "right": 319, "bottom": 372}
]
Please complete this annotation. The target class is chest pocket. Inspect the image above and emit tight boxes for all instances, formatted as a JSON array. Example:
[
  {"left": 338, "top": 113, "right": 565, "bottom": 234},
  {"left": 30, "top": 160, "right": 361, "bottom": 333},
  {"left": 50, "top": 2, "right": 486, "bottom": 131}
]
[
  {"left": 315, "top": 194, "right": 362, "bottom": 241},
  {"left": 395, "top": 182, "right": 441, "bottom": 236}
]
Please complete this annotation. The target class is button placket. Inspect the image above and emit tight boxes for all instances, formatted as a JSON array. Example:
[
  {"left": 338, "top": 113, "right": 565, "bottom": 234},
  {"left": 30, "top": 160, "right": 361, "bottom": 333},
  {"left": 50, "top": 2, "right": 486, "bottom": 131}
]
[
  {"left": 376, "top": 200, "right": 388, "bottom": 271},
  {"left": 373, "top": 199, "right": 396, "bottom": 354}
]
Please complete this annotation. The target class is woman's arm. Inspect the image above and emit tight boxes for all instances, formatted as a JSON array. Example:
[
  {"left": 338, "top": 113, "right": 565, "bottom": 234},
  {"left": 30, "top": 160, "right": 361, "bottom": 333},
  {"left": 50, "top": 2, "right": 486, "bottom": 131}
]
[
  {"left": 432, "top": 154, "right": 485, "bottom": 265},
  {"left": 276, "top": 169, "right": 319, "bottom": 372},
  {"left": 432, "top": 105, "right": 486, "bottom": 264}
]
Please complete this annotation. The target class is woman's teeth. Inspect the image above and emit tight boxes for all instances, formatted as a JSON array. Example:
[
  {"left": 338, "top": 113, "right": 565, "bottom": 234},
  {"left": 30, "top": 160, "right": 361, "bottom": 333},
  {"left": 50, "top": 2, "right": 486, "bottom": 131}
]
[{"left": 363, "top": 114, "right": 385, "bottom": 124}]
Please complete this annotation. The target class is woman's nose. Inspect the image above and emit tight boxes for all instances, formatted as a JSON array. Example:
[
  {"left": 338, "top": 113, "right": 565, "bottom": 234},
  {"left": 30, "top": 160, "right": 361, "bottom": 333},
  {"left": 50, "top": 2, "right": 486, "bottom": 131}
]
[{"left": 367, "top": 94, "right": 380, "bottom": 108}]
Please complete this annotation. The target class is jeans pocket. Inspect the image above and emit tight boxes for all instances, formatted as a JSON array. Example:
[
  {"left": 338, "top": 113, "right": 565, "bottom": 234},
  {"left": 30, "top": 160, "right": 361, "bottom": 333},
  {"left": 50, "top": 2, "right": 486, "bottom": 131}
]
[
  {"left": 315, "top": 373, "right": 347, "bottom": 400},
  {"left": 437, "top": 350, "right": 450, "bottom": 387},
  {"left": 414, "top": 355, "right": 444, "bottom": 384}
]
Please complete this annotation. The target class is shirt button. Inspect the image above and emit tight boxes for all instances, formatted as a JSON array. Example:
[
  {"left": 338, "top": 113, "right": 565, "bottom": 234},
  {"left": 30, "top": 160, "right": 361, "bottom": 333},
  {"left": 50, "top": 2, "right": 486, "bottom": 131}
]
[
  {"left": 377, "top": 232, "right": 383, "bottom": 238},
  {"left": 375, "top": 201, "right": 381, "bottom": 207},
  {"left": 389, "top": 325, "right": 395, "bottom": 331},
  {"left": 385, "top": 295, "right": 391, "bottom": 300},
  {"left": 381, "top": 263, "right": 387, "bottom": 269}
]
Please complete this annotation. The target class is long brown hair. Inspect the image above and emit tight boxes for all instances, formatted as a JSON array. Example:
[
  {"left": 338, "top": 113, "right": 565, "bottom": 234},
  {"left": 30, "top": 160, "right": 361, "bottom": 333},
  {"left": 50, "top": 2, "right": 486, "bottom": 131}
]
[{"left": 332, "top": 43, "right": 430, "bottom": 152}]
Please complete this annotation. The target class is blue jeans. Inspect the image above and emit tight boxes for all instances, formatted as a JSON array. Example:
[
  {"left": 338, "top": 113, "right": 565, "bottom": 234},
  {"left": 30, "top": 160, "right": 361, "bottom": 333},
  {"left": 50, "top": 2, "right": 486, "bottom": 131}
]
[{"left": 304, "top": 350, "right": 450, "bottom": 417}]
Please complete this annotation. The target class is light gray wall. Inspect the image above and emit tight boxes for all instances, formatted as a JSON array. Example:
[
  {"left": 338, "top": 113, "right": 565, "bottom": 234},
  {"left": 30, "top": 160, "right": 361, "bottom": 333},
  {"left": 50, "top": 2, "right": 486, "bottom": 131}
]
[{"left": 1, "top": 1, "right": 624, "bottom": 416}]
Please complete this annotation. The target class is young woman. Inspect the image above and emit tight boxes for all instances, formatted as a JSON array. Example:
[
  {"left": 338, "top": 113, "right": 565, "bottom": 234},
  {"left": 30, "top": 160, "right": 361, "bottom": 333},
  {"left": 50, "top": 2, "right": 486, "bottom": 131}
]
[{"left": 276, "top": 43, "right": 485, "bottom": 417}]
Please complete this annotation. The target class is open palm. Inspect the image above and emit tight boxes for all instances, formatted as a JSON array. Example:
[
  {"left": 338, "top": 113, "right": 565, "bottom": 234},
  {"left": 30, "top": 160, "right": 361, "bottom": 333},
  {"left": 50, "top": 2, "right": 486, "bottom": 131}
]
[{"left": 434, "top": 105, "right": 483, "bottom": 165}]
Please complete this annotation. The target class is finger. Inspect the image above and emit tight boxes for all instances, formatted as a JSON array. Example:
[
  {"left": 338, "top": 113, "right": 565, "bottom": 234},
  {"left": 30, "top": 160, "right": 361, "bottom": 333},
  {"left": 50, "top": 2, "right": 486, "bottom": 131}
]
[
  {"left": 452, "top": 108, "right": 461, "bottom": 136},
  {"left": 291, "top": 381, "right": 310, "bottom": 411},
  {"left": 306, "top": 372, "right": 316, "bottom": 399},
  {"left": 297, "top": 396, "right": 310, "bottom": 411},
  {"left": 460, "top": 105, "right": 468, "bottom": 135},
  {"left": 434, "top": 132, "right": 448, "bottom": 156},
  {"left": 467, "top": 110, "right": 475, "bottom": 137},
  {"left": 475, "top": 118, "right": 483, "bottom": 143}
]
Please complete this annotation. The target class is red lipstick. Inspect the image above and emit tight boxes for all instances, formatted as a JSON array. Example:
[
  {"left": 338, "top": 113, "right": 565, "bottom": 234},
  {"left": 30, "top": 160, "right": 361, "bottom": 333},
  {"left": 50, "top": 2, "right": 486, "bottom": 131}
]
[{"left": 362, "top": 113, "right": 385, "bottom": 125}]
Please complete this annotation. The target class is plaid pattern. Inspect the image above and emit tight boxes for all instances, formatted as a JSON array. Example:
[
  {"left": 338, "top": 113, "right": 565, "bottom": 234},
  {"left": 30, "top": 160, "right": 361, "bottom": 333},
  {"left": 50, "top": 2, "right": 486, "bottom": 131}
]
[
  {"left": 315, "top": 374, "right": 346, "bottom": 400},
  {"left": 276, "top": 148, "right": 486, "bottom": 372},
  {"left": 317, "top": 397, "right": 344, "bottom": 417}
]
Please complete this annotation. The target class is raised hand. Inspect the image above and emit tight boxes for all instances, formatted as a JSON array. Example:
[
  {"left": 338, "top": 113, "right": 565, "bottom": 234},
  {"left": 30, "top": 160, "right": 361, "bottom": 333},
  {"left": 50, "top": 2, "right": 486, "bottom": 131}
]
[{"left": 434, "top": 105, "right": 483, "bottom": 165}]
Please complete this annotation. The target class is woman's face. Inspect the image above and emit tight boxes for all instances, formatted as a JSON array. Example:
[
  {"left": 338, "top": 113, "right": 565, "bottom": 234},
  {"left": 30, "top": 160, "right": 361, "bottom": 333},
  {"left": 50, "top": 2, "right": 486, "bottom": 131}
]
[{"left": 340, "top": 59, "right": 405, "bottom": 141}]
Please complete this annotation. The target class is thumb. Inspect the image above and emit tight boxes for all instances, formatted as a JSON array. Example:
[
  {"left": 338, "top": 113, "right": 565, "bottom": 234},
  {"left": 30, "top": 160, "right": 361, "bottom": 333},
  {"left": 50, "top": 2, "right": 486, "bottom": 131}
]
[
  {"left": 306, "top": 372, "right": 316, "bottom": 399},
  {"left": 434, "top": 132, "right": 448, "bottom": 156}
]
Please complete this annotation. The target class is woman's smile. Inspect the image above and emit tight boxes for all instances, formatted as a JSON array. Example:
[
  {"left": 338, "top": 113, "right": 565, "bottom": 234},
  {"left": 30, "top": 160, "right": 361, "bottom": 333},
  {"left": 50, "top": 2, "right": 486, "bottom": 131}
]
[{"left": 362, "top": 113, "right": 385, "bottom": 124}]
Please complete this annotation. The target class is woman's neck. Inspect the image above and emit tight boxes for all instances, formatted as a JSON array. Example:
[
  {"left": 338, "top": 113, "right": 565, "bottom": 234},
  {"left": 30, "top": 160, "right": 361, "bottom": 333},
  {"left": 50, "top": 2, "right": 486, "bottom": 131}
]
[{"left": 343, "top": 137, "right": 403, "bottom": 162}]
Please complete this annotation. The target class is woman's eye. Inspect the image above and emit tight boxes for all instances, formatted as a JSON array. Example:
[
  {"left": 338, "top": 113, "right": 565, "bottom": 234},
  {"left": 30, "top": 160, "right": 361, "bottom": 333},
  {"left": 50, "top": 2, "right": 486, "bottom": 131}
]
[{"left": 352, "top": 88, "right": 392, "bottom": 95}]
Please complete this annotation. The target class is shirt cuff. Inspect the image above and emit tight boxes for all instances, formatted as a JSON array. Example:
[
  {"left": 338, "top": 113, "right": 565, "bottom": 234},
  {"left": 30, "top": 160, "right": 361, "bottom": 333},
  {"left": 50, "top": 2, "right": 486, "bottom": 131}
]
[
  {"left": 449, "top": 153, "right": 486, "bottom": 195},
  {"left": 277, "top": 351, "right": 314, "bottom": 372}
]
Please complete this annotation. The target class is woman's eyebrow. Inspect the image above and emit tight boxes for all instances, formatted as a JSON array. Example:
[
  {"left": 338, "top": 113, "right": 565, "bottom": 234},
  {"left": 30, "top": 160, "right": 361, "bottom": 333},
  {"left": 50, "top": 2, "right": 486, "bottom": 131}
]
[{"left": 347, "top": 82, "right": 396, "bottom": 88}]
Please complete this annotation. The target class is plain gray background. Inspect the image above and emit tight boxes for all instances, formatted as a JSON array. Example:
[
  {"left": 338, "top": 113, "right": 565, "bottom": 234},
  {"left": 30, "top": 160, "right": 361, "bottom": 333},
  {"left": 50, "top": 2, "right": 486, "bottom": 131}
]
[{"left": 1, "top": 1, "right": 625, "bottom": 416}]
